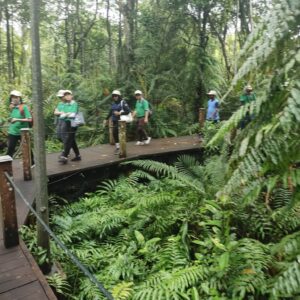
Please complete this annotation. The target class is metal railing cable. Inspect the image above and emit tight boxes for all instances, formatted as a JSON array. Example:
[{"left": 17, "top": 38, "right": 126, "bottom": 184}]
[{"left": 4, "top": 171, "right": 114, "bottom": 300}]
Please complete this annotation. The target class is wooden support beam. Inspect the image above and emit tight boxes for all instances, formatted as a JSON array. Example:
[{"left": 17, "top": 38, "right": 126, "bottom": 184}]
[
  {"left": 21, "top": 128, "right": 32, "bottom": 181},
  {"left": 109, "top": 117, "right": 115, "bottom": 145},
  {"left": 118, "top": 120, "right": 127, "bottom": 158},
  {"left": 0, "top": 155, "right": 19, "bottom": 248},
  {"left": 199, "top": 108, "right": 206, "bottom": 128}
]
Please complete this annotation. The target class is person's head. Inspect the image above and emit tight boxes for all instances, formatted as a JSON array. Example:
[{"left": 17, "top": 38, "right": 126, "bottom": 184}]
[
  {"left": 56, "top": 90, "right": 66, "bottom": 100},
  {"left": 10, "top": 90, "right": 22, "bottom": 106},
  {"left": 245, "top": 85, "right": 253, "bottom": 94},
  {"left": 134, "top": 90, "right": 143, "bottom": 100},
  {"left": 112, "top": 90, "right": 121, "bottom": 101},
  {"left": 63, "top": 90, "right": 73, "bottom": 101},
  {"left": 207, "top": 90, "right": 217, "bottom": 99}
]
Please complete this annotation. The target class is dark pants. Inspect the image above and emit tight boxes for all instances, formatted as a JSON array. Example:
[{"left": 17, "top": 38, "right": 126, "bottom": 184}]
[
  {"left": 112, "top": 121, "right": 119, "bottom": 143},
  {"left": 240, "top": 112, "right": 253, "bottom": 129},
  {"left": 7, "top": 134, "right": 34, "bottom": 163},
  {"left": 7, "top": 134, "right": 20, "bottom": 157},
  {"left": 137, "top": 117, "right": 148, "bottom": 142},
  {"left": 61, "top": 121, "right": 80, "bottom": 157}
]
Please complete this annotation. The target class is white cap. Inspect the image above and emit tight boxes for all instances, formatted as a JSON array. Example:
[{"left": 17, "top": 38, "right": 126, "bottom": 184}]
[
  {"left": 134, "top": 90, "right": 142, "bottom": 95},
  {"left": 64, "top": 90, "right": 72, "bottom": 95},
  {"left": 56, "top": 90, "right": 65, "bottom": 97},
  {"left": 207, "top": 90, "right": 217, "bottom": 96},
  {"left": 245, "top": 85, "right": 253, "bottom": 90},
  {"left": 10, "top": 90, "right": 22, "bottom": 97},
  {"left": 112, "top": 90, "right": 121, "bottom": 96}
]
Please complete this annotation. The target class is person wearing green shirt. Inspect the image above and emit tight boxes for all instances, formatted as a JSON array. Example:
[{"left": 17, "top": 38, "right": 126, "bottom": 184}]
[
  {"left": 6, "top": 90, "right": 32, "bottom": 158},
  {"left": 54, "top": 89, "right": 66, "bottom": 142},
  {"left": 58, "top": 90, "right": 81, "bottom": 163},
  {"left": 240, "top": 85, "right": 256, "bottom": 129},
  {"left": 132, "top": 90, "right": 151, "bottom": 145}
]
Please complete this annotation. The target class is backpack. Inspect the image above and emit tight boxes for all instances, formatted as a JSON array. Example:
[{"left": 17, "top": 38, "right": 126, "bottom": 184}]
[
  {"left": 121, "top": 99, "right": 131, "bottom": 115},
  {"left": 19, "top": 104, "right": 33, "bottom": 128}
]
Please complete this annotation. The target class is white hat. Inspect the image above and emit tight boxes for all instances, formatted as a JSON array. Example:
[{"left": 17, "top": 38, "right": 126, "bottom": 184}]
[
  {"left": 207, "top": 90, "right": 217, "bottom": 96},
  {"left": 64, "top": 90, "right": 72, "bottom": 95},
  {"left": 245, "top": 85, "right": 253, "bottom": 90},
  {"left": 10, "top": 90, "right": 22, "bottom": 97},
  {"left": 112, "top": 90, "right": 121, "bottom": 96},
  {"left": 56, "top": 90, "right": 65, "bottom": 97},
  {"left": 134, "top": 90, "right": 142, "bottom": 95}
]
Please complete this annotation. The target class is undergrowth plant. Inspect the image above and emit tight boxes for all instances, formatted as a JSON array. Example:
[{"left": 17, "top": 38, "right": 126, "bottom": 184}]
[{"left": 20, "top": 0, "right": 300, "bottom": 299}]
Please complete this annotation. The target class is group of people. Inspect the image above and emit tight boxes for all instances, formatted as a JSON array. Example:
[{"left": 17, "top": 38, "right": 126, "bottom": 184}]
[
  {"left": 54, "top": 89, "right": 81, "bottom": 164},
  {"left": 54, "top": 88, "right": 152, "bottom": 162},
  {"left": 205, "top": 85, "right": 256, "bottom": 127},
  {"left": 3, "top": 85, "right": 255, "bottom": 164},
  {"left": 103, "top": 89, "right": 152, "bottom": 155}
]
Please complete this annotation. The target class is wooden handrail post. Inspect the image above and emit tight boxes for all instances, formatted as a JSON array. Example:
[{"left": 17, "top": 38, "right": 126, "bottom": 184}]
[
  {"left": 21, "top": 128, "right": 32, "bottom": 181},
  {"left": 109, "top": 117, "right": 115, "bottom": 145},
  {"left": 0, "top": 155, "right": 19, "bottom": 248},
  {"left": 199, "top": 108, "right": 206, "bottom": 128},
  {"left": 118, "top": 120, "right": 127, "bottom": 158}
]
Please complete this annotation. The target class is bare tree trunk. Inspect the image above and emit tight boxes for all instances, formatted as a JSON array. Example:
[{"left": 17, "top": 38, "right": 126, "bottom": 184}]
[
  {"left": 123, "top": 0, "right": 136, "bottom": 73},
  {"left": 30, "top": 0, "right": 51, "bottom": 273},
  {"left": 64, "top": 3, "right": 72, "bottom": 70},
  {"left": 249, "top": 0, "right": 253, "bottom": 32},
  {"left": 106, "top": 0, "right": 113, "bottom": 74},
  {"left": 117, "top": 1, "right": 123, "bottom": 79},
  {"left": 0, "top": 13, "right": 3, "bottom": 70},
  {"left": 234, "top": 0, "right": 239, "bottom": 75},
  {"left": 19, "top": 25, "right": 28, "bottom": 85},
  {"left": 5, "top": 3, "right": 13, "bottom": 82},
  {"left": 11, "top": 21, "right": 16, "bottom": 79}
]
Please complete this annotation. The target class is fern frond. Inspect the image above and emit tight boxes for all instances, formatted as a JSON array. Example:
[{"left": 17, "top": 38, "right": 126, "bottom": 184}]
[
  {"left": 123, "top": 160, "right": 204, "bottom": 194},
  {"left": 112, "top": 282, "right": 134, "bottom": 300}
]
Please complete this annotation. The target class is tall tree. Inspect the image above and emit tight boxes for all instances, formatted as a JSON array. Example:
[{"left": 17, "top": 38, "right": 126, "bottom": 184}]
[{"left": 30, "top": 0, "right": 50, "bottom": 272}]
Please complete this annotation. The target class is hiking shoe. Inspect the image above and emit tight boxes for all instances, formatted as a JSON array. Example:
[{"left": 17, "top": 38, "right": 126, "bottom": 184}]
[
  {"left": 71, "top": 155, "right": 81, "bottom": 161},
  {"left": 58, "top": 156, "right": 68, "bottom": 164},
  {"left": 145, "top": 137, "right": 151, "bottom": 145},
  {"left": 114, "top": 148, "right": 120, "bottom": 155},
  {"left": 136, "top": 141, "right": 145, "bottom": 146}
]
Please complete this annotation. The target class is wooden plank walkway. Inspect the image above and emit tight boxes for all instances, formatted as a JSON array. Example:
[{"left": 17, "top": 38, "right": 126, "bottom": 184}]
[{"left": 0, "top": 135, "right": 201, "bottom": 300}]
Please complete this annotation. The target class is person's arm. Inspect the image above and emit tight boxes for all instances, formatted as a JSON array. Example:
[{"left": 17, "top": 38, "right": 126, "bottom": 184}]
[
  {"left": 143, "top": 100, "right": 150, "bottom": 123},
  {"left": 54, "top": 103, "right": 63, "bottom": 116},
  {"left": 212, "top": 101, "right": 219, "bottom": 118},
  {"left": 103, "top": 107, "right": 113, "bottom": 127},
  {"left": 240, "top": 95, "right": 245, "bottom": 106}
]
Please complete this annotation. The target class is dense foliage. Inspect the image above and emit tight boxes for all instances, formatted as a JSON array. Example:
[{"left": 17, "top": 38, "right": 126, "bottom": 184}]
[
  {"left": 0, "top": 0, "right": 265, "bottom": 150},
  {"left": 17, "top": 0, "right": 300, "bottom": 299}
]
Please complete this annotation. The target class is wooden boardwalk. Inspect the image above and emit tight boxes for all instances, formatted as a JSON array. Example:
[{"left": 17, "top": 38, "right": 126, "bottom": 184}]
[{"left": 0, "top": 135, "right": 201, "bottom": 299}]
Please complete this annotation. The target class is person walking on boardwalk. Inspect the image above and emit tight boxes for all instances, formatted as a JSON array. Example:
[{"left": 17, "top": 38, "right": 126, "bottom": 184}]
[
  {"left": 103, "top": 90, "right": 130, "bottom": 155},
  {"left": 239, "top": 85, "right": 256, "bottom": 129},
  {"left": 132, "top": 90, "right": 151, "bottom": 145},
  {"left": 206, "top": 90, "right": 220, "bottom": 123},
  {"left": 6, "top": 90, "right": 33, "bottom": 158},
  {"left": 54, "top": 89, "right": 66, "bottom": 142},
  {"left": 58, "top": 90, "right": 81, "bottom": 164}
]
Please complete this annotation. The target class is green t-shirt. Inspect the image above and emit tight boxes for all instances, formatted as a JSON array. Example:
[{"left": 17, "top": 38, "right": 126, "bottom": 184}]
[
  {"left": 8, "top": 105, "right": 32, "bottom": 136},
  {"left": 62, "top": 101, "right": 78, "bottom": 121},
  {"left": 135, "top": 99, "right": 149, "bottom": 118},
  {"left": 240, "top": 93, "right": 256, "bottom": 104},
  {"left": 56, "top": 102, "right": 65, "bottom": 119}
]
